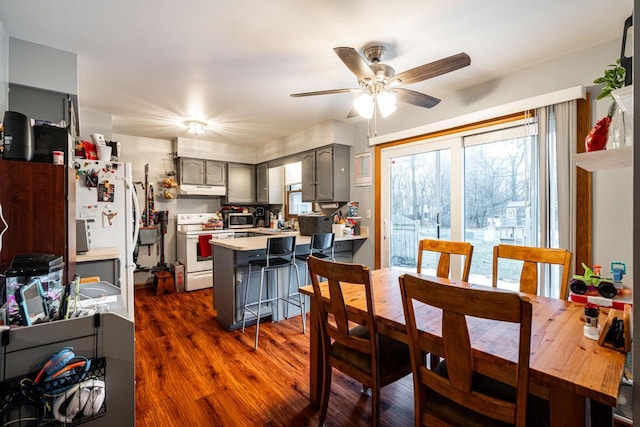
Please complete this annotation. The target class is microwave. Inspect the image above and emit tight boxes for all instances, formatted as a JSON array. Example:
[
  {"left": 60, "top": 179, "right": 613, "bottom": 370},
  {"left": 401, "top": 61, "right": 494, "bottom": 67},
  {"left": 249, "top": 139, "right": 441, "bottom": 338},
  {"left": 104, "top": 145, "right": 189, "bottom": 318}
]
[{"left": 226, "top": 212, "right": 255, "bottom": 229}]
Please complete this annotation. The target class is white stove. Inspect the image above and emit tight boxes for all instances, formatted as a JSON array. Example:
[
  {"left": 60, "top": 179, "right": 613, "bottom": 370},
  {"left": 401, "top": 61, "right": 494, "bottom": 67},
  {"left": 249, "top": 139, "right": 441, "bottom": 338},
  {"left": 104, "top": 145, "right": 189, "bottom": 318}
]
[{"left": 176, "top": 213, "right": 234, "bottom": 291}]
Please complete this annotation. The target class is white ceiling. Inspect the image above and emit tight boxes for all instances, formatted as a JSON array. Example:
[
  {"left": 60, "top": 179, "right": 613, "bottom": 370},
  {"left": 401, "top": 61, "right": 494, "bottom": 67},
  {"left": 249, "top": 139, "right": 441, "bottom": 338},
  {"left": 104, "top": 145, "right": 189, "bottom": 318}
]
[{"left": 0, "top": 0, "right": 632, "bottom": 147}]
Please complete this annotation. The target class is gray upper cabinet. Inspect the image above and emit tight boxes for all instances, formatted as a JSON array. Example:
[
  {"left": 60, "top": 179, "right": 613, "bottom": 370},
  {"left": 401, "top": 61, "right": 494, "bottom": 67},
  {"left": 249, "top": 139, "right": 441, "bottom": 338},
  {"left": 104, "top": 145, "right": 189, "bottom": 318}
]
[
  {"left": 180, "top": 158, "right": 205, "bottom": 185},
  {"left": 9, "top": 83, "right": 79, "bottom": 134},
  {"left": 257, "top": 163, "right": 284, "bottom": 205},
  {"left": 301, "top": 151, "right": 316, "bottom": 201},
  {"left": 301, "top": 144, "right": 350, "bottom": 202},
  {"left": 227, "top": 163, "right": 256, "bottom": 204},
  {"left": 205, "top": 160, "right": 226, "bottom": 186},
  {"left": 179, "top": 158, "right": 226, "bottom": 186},
  {"left": 256, "top": 163, "right": 269, "bottom": 203}
]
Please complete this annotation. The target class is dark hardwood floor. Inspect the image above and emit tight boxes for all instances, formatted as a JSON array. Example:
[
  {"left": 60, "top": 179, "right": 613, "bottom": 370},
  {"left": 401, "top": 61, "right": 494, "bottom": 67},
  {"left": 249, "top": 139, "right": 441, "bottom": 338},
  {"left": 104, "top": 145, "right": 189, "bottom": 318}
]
[{"left": 134, "top": 286, "right": 414, "bottom": 427}]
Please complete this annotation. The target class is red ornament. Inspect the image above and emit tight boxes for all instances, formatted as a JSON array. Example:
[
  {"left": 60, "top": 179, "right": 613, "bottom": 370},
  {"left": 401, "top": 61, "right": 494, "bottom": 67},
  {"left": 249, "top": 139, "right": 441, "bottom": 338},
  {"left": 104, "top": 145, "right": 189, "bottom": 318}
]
[{"left": 584, "top": 116, "right": 611, "bottom": 152}]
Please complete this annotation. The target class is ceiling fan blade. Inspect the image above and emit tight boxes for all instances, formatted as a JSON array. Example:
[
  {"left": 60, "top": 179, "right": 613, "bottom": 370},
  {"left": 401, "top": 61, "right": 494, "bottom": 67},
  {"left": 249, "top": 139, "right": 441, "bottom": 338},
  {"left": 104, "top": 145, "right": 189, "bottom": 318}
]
[
  {"left": 392, "top": 88, "right": 441, "bottom": 108},
  {"left": 334, "top": 47, "right": 376, "bottom": 81},
  {"left": 390, "top": 52, "right": 471, "bottom": 86},
  {"left": 290, "top": 88, "right": 358, "bottom": 97}
]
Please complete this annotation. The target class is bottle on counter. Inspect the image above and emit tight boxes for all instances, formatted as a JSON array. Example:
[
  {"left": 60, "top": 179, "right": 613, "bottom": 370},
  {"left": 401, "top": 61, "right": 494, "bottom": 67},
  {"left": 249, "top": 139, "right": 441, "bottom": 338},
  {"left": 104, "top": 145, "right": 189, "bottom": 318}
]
[
  {"left": 270, "top": 212, "right": 276, "bottom": 229},
  {"left": 583, "top": 303, "right": 600, "bottom": 340}
]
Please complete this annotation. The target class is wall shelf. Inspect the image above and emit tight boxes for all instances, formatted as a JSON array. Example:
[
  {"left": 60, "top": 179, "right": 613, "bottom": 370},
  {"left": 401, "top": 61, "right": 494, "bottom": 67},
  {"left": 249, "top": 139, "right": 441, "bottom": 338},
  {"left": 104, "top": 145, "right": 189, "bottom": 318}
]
[
  {"left": 612, "top": 85, "right": 633, "bottom": 115},
  {"left": 574, "top": 146, "right": 632, "bottom": 171}
]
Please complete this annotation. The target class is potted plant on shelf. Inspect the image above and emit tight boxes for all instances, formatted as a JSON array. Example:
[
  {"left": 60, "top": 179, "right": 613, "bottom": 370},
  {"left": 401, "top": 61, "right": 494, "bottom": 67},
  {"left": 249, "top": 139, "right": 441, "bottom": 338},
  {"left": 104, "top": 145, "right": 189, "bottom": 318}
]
[{"left": 585, "top": 59, "right": 627, "bottom": 152}]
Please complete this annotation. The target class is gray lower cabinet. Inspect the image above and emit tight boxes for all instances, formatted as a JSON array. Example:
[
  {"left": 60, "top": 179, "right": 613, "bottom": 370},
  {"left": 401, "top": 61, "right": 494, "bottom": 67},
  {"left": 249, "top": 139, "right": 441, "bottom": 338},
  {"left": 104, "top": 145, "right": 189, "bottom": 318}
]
[
  {"left": 333, "top": 240, "right": 353, "bottom": 263},
  {"left": 213, "top": 240, "right": 355, "bottom": 331},
  {"left": 76, "top": 258, "right": 120, "bottom": 287},
  {"left": 214, "top": 246, "right": 271, "bottom": 331}
]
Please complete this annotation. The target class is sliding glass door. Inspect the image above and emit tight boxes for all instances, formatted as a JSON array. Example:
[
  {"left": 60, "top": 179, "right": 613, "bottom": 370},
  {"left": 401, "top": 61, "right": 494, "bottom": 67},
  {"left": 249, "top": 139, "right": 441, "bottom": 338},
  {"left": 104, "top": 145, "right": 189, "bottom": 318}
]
[
  {"left": 381, "top": 122, "right": 545, "bottom": 291},
  {"left": 380, "top": 137, "right": 462, "bottom": 276}
]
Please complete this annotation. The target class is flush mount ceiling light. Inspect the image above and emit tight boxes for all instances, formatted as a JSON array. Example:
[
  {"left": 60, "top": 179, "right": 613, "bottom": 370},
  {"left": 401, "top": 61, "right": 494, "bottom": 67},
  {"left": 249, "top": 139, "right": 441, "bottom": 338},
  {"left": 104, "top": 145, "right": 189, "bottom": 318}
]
[{"left": 185, "top": 120, "right": 207, "bottom": 135}]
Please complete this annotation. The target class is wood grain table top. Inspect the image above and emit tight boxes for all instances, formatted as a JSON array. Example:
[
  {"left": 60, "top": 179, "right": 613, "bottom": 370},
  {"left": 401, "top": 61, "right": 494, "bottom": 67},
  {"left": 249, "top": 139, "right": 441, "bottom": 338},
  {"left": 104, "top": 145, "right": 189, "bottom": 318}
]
[{"left": 300, "top": 268, "right": 626, "bottom": 408}]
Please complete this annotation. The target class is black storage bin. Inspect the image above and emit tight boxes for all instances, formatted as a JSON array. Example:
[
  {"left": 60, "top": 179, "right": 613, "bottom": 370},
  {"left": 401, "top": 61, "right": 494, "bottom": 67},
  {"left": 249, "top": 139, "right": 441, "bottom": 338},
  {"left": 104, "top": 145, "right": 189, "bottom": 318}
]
[
  {"left": 33, "top": 124, "right": 71, "bottom": 164},
  {"left": 298, "top": 214, "right": 332, "bottom": 236}
]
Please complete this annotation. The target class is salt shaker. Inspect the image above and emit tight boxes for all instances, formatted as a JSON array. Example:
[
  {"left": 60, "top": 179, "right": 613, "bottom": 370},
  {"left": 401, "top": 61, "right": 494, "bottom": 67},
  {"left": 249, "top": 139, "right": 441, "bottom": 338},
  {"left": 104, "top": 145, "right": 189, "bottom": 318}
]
[{"left": 583, "top": 303, "right": 600, "bottom": 340}]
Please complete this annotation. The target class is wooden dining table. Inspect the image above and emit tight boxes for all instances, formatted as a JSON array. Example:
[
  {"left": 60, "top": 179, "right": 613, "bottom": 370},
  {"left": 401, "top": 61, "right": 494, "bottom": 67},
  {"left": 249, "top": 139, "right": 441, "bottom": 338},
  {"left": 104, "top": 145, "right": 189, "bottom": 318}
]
[{"left": 299, "top": 268, "right": 627, "bottom": 427}]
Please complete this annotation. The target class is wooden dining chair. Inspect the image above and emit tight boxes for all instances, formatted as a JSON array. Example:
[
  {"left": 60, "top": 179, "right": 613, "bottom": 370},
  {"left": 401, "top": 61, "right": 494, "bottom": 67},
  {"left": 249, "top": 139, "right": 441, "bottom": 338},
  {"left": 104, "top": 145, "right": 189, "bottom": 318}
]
[
  {"left": 416, "top": 238, "right": 474, "bottom": 281},
  {"left": 399, "top": 273, "right": 544, "bottom": 426},
  {"left": 492, "top": 244, "right": 572, "bottom": 299},
  {"left": 307, "top": 256, "right": 412, "bottom": 427}
]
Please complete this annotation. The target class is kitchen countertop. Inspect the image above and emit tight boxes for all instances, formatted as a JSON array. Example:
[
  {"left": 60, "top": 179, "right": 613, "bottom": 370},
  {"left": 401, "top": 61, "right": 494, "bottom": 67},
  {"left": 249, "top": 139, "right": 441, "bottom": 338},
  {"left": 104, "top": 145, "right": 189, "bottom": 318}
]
[
  {"left": 210, "top": 228, "right": 368, "bottom": 251},
  {"left": 76, "top": 247, "right": 121, "bottom": 262}
]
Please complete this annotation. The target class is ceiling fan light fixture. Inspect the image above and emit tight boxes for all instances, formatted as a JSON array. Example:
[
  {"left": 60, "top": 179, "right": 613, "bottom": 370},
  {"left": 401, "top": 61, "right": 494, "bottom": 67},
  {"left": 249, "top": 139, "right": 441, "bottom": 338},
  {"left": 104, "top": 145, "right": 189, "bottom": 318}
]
[
  {"left": 353, "top": 93, "right": 374, "bottom": 119},
  {"left": 185, "top": 120, "right": 207, "bottom": 135},
  {"left": 377, "top": 91, "right": 397, "bottom": 118}
]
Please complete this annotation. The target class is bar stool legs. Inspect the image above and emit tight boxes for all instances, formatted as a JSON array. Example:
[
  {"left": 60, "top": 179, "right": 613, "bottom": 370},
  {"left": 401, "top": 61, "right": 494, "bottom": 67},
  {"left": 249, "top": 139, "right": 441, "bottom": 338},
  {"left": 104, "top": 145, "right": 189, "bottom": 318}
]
[
  {"left": 285, "top": 262, "right": 305, "bottom": 334},
  {"left": 242, "top": 261, "right": 306, "bottom": 350}
]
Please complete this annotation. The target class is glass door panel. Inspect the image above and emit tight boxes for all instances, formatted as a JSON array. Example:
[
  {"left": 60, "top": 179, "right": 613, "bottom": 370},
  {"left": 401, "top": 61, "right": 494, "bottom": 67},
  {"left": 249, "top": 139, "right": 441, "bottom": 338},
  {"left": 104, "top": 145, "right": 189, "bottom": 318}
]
[
  {"left": 381, "top": 137, "right": 462, "bottom": 276},
  {"left": 463, "top": 130, "right": 538, "bottom": 288}
]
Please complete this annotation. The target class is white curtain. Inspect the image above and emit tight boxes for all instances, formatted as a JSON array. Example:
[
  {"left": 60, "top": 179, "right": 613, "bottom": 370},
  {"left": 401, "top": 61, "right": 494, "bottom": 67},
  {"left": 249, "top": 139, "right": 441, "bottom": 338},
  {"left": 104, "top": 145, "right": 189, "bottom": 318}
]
[{"left": 536, "top": 100, "right": 577, "bottom": 297}]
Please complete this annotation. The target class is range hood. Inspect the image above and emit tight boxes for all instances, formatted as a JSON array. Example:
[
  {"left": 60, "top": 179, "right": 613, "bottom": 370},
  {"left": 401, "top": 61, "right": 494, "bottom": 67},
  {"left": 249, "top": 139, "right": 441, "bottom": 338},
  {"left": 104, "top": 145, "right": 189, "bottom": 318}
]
[{"left": 177, "top": 184, "right": 226, "bottom": 196}]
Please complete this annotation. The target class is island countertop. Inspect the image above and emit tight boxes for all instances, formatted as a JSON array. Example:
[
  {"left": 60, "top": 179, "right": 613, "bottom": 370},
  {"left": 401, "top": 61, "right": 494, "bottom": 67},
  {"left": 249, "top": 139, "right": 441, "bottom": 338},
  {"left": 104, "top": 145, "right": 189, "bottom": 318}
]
[{"left": 210, "top": 229, "right": 368, "bottom": 251}]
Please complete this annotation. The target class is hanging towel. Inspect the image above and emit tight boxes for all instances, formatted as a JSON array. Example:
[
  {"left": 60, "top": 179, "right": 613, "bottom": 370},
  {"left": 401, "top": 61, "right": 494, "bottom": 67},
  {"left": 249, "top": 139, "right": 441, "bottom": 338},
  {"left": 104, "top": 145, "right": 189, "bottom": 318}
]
[{"left": 198, "top": 234, "right": 213, "bottom": 258}]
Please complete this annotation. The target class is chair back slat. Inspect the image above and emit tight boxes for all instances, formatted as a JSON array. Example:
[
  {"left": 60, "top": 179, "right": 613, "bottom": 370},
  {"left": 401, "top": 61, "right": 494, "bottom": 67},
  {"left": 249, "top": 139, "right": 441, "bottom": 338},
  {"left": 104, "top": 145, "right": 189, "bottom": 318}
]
[
  {"left": 399, "top": 273, "right": 533, "bottom": 426},
  {"left": 417, "top": 239, "right": 474, "bottom": 282},
  {"left": 441, "top": 311, "right": 473, "bottom": 391},
  {"left": 492, "top": 244, "right": 572, "bottom": 299},
  {"left": 308, "top": 257, "right": 375, "bottom": 356}
]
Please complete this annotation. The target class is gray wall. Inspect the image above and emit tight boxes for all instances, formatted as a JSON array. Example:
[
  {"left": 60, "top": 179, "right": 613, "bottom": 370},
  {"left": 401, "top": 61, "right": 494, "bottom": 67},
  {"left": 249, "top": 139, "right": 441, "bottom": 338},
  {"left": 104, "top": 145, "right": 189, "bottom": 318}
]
[{"left": 8, "top": 37, "right": 77, "bottom": 94}]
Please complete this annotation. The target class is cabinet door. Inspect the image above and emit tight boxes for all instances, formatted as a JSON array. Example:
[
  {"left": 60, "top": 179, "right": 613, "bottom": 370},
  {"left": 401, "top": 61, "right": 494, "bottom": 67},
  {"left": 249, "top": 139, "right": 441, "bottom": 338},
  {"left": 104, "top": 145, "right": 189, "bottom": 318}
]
[
  {"left": 268, "top": 166, "right": 284, "bottom": 204},
  {"left": 256, "top": 163, "right": 269, "bottom": 203},
  {"left": 205, "top": 161, "right": 226, "bottom": 186},
  {"left": 332, "top": 145, "right": 351, "bottom": 201},
  {"left": 301, "top": 151, "right": 316, "bottom": 202},
  {"left": 227, "top": 163, "right": 256, "bottom": 203},
  {"left": 0, "top": 162, "right": 72, "bottom": 280},
  {"left": 315, "top": 146, "right": 334, "bottom": 201},
  {"left": 180, "top": 158, "right": 204, "bottom": 185}
]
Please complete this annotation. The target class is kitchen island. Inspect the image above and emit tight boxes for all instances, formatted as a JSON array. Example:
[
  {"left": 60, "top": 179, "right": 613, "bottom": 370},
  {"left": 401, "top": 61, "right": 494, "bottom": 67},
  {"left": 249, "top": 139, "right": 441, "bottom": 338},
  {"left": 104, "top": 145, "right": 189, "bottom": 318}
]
[{"left": 211, "top": 230, "right": 367, "bottom": 331}]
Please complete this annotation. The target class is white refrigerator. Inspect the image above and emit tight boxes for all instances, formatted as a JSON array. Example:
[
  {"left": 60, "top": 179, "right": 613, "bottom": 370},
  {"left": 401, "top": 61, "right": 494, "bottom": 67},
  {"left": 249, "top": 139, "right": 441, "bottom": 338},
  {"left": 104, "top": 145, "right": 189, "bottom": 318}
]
[{"left": 75, "top": 160, "right": 139, "bottom": 319}]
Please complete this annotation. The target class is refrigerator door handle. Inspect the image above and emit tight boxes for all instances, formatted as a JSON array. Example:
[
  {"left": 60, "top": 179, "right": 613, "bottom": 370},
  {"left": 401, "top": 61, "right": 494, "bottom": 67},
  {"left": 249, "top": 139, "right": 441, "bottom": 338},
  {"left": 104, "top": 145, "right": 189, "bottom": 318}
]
[{"left": 126, "top": 177, "right": 141, "bottom": 256}]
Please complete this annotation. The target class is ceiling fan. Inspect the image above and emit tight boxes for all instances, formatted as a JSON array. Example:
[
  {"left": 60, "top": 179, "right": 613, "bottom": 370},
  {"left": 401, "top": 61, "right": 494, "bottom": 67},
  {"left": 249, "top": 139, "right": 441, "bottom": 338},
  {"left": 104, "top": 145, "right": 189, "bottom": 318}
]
[{"left": 290, "top": 45, "right": 471, "bottom": 119}]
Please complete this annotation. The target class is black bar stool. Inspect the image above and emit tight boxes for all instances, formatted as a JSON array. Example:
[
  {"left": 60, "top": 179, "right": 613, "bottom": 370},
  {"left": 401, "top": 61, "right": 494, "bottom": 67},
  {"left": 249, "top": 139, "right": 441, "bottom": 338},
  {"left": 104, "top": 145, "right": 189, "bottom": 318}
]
[
  {"left": 296, "top": 232, "right": 335, "bottom": 284},
  {"left": 241, "top": 235, "right": 304, "bottom": 350}
]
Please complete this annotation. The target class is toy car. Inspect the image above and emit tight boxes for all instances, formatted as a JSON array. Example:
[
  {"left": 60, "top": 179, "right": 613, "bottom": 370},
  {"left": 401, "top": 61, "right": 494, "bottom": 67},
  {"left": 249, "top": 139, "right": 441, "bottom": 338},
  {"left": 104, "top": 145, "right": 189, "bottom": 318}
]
[{"left": 569, "top": 263, "right": 618, "bottom": 298}]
